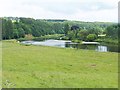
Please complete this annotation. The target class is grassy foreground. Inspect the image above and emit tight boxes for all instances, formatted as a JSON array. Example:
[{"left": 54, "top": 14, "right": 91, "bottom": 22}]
[{"left": 2, "top": 40, "right": 118, "bottom": 88}]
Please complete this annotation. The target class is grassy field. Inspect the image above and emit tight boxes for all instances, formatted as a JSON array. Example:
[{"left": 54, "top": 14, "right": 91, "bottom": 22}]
[{"left": 2, "top": 40, "right": 118, "bottom": 88}]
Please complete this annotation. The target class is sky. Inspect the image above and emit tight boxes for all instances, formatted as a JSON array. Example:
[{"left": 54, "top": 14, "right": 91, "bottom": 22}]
[{"left": 0, "top": 0, "right": 119, "bottom": 22}]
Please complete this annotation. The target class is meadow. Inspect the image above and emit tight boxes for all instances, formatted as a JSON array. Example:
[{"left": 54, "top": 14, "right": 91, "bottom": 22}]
[{"left": 2, "top": 40, "right": 118, "bottom": 88}]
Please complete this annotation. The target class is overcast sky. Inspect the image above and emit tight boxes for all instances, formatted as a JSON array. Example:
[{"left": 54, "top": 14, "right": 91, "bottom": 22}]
[{"left": 0, "top": 0, "right": 119, "bottom": 22}]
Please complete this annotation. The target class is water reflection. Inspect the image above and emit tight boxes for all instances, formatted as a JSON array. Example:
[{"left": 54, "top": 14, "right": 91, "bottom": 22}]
[
  {"left": 65, "top": 42, "right": 118, "bottom": 52},
  {"left": 21, "top": 40, "right": 119, "bottom": 53},
  {"left": 96, "top": 46, "right": 107, "bottom": 52}
]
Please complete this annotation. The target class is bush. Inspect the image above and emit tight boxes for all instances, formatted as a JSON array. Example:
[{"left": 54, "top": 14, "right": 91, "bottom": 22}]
[
  {"left": 25, "top": 34, "right": 34, "bottom": 40},
  {"left": 33, "top": 34, "right": 64, "bottom": 41},
  {"left": 17, "top": 38, "right": 28, "bottom": 41},
  {"left": 61, "top": 36, "right": 69, "bottom": 40},
  {"left": 71, "top": 39, "right": 82, "bottom": 43},
  {"left": 86, "top": 34, "right": 97, "bottom": 41},
  {"left": 17, "top": 34, "right": 64, "bottom": 41}
]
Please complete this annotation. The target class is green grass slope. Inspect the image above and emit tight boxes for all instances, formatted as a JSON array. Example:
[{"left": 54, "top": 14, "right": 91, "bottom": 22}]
[{"left": 2, "top": 40, "right": 118, "bottom": 88}]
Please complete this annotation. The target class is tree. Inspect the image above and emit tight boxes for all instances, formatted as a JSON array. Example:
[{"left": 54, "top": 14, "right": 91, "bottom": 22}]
[
  {"left": 77, "top": 30, "right": 89, "bottom": 41},
  {"left": 2, "top": 19, "right": 7, "bottom": 39},
  {"left": 18, "top": 28, "right": 25, "bottom": 38},
  {"left": 88, "top": 27, "right": 102, "bottom": 36},
  {"left": 13, "top": 29, "right": 19, "bottom": 38},
  {"left": 71, "top": 25, "right": 79, "bottom": 30},
  {"left": 7, "top": 20, "right": 13, "bottom": 39},
  {"left": 64, "top": 23, "right": 69, "bottom": 35},
  {"left": 2, "top": 17, "right": 116, "bottom": 41},
  {"left": 86, "top": 34, "right": 97, "bottom": 41},
  {"left": 25, "top": 34, "right": 33, "bottom": 40},
  {"left": 21, "top": 24, "right": 32, "bottom": 34},
  {"left": 67, "top": 31, "right": 75, "bottom": 40},
  {"left": 106, "top": 25, "right": 118, "bottom": 39},
  {"left": 2, "top": 19, "right": 13, "bottom": 39}
]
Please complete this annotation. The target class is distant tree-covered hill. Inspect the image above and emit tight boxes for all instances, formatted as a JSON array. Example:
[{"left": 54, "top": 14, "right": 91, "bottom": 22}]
[{"left": 2, "top": 17, "right": 118, "bottom": 41}]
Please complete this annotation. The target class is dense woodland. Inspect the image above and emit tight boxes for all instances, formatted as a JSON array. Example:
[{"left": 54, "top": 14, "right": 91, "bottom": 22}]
[{"left": 2, "top": 17, "right": 119, "bottom": 44}]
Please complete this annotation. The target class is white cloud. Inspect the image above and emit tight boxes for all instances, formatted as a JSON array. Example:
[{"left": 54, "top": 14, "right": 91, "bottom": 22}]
[{"left": 0, "top": 0, "right": 119, "bottom": 22}]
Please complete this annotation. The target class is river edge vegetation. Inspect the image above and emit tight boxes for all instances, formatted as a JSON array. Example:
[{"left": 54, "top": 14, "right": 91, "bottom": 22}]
[
  {"left": 2, "top": 17, "right": 119, "bottom": 44},
  {"left": 2, "top": 40, "right": 118, "bottom": 88}
]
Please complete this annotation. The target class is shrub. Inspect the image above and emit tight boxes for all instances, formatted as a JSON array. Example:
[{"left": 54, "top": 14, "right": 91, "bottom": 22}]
[
  {"left": 71, "top": 39, "right": 82, "bottom": 43},
  {"left": 25, "top": 34, "right": 34, "bottom": 40},
  {"left": 86, "top": 34, "right": 97, "bottom": 41}
]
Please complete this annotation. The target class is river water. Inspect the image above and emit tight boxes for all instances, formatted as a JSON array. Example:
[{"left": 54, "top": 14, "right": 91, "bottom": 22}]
[{"left": 21, "top": 40, "right": 119, "bottom": 53}]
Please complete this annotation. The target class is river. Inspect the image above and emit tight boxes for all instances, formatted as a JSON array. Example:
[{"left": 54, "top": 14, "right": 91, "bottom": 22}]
[{"left": 21, "top": 40, "right": 119, "bottom": 53}]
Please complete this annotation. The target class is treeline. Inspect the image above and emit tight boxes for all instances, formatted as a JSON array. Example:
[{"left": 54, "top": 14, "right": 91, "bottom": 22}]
[
  {"left": 106, "top": 24, "right": 119, "bottom": 39},
  {"left": 64, "top": 23, "right": 119, "bottom": 42},
  {"left": 2, "top": 17, "right": 64, "bottom": 39},
  {"left": 2, "top": 17, "right": 119, "bottom": 42}
]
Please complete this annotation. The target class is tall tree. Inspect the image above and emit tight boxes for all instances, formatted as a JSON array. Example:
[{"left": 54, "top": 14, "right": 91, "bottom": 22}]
[
  {"left": 77, "top": 30, "right": 89, "bottom": 41},
  {"left": 106, "top": 25, "right": 118, "bottom": 39},
  {"left": 2, "top": 19, "right": 13, "bottom": 39},
  {"left": 64, "top": 23, "right": 69, "bottom": 35}
]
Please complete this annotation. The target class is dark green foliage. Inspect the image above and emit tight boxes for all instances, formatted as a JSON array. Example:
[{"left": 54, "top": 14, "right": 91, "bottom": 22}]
[
  {"left": 86, "top": 34, "right": 97, "bottom": 41},
  {"left": 77, "top": 30, "right": 89, "bottom": 41},
  {"left": 13, "top": 29, "right": 19, "bottom": 38},
  {"left": 2, "top": 17, "right": 118, "bottom": 44},
  {"left": 88, "top": 27, "right": 103, "bottom": 36},
  {"left": 106, "top": 24, "right": 119, "bottom": 39},
  {"left": 17, "top": 34, "right": 64, "bottom": 41},
  {"left": 2, "top": 19, "right": 13, "bottom": 39},
  {"left": 33, "top": 34, "right": 64, "bottom": 41},
  {"left": 67, "top": 31, "right": 76, "bottom": 40},
  {"left": 46, "top": 19, "right": 67, "bottom": 22},
  {"left": 18, "top": 28, "right": 25, "bottom": 38},
  {"left": 71, "top": 25, "right": 79, "bottom": 30},
  {"left": 2, "top": 17, "right": 65, "bottom": 39},
  {"left": 64, "top": 23, "right": 69, "bottom": 35}
]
